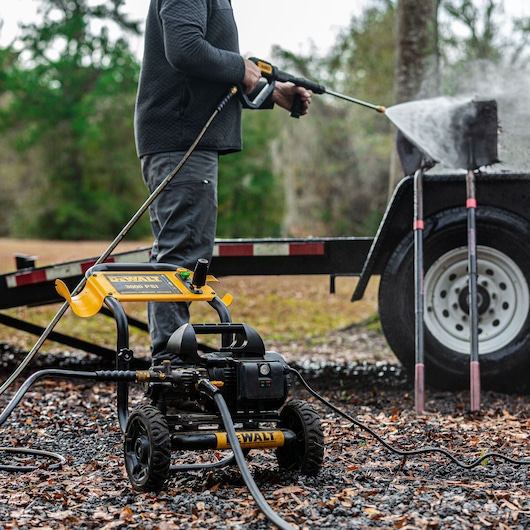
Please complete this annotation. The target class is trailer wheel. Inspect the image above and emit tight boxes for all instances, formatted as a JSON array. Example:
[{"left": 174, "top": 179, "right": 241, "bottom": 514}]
[
  {"left": 379, "top": 206, "right": 530, "bottom": 393},
  {"left": 124, "top": 404, "right": 171, "bottom": 492},
  {"left": 276, "top": 400, "right": 324, "bottom": 476}
]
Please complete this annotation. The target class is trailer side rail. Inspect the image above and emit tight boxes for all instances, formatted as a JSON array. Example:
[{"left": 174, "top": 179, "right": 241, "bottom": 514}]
[{"left": 0, "top": 237, "right": 372, "bottom": 311}]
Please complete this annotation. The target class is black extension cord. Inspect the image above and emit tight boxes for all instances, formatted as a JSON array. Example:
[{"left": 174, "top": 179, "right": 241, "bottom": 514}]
[{"left": 288, "top": 367, "right": 530, "bottom": 469}]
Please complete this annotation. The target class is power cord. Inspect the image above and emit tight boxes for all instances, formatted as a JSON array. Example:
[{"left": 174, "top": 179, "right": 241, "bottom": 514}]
[{"left": 288, "top": 367, "right": 530, "bottom": 469}]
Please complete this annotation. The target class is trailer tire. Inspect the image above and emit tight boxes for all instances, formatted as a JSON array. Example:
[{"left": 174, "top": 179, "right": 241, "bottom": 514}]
[
  {"left": 276, "top": 400, "right": 324, "bottom": 476},
  {"left": 378, "top": 206, "right": 530, "bottom": 393},
  {"left": 124, "top": 405, "right": 171, "bottom": 492}
]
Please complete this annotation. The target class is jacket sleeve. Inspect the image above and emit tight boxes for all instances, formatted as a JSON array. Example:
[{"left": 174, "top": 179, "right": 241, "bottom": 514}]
[{"left": 159, "top": 0, "right": 246, "bottom": 85}]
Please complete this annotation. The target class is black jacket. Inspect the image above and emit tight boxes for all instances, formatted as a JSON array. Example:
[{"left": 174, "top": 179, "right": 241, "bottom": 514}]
[{"left": 135, "top": 0, "right": 247, "bottom": 157}]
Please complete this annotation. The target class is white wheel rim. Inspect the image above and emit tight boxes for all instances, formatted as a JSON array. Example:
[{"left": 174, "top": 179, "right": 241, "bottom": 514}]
[{"left": 424, "top": 245, "right": 529, "bottom": 354}]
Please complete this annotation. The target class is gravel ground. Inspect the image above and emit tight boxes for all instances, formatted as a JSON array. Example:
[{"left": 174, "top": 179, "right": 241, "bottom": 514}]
[{"left": 1, "top": 329, "right": 529, "bottom": 529}]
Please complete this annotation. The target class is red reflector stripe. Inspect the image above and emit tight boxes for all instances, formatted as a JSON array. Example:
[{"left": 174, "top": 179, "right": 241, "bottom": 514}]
[
  {"left": 289, "top": 242, "right": 325, "bottom": 255},
  {"left": 217, "top": 244, "right": 254, "bottom": 257},
  {"left": 80, "top": 257, "right": 115, "bottom": 274},
  {"left": 81, "top": 260, "right": 98, "bottom": 274},
  {"left": 13, "top": 269, "right": 47, "bottom": 286},
  {"left": 216, "top": 242, "right": 325, "bottom": 257}
]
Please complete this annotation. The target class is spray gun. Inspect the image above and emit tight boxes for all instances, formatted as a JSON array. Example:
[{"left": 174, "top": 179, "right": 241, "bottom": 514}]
[{"left": 240, "top": 57, "right": 386, "bottom": 117}]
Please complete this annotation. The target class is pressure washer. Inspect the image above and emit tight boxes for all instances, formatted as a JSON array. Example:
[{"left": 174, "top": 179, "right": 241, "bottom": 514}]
[{"left": 0, "top": 258, "right": 323, "bottom": 530}]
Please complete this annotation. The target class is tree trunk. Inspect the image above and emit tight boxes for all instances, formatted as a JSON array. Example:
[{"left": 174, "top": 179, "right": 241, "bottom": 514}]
[{"left": 388, "top": 0, "right": 440, "bottom": 197}]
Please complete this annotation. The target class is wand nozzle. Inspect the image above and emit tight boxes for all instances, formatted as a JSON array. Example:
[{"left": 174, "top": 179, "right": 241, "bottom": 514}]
[
  {"left": 250, "top": 57, "right": 386, "bottom": 114},
  {"left": 325, "top": 88, "right": 386, "bottom": 113}
]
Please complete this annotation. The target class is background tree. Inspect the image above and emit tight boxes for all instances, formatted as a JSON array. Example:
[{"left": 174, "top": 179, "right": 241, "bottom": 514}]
[
  {"left": 388, "top": 0, "right": 440, "bottom": 195},
  {"left": 272, "top": 1, "right": 396, "bottom": 237},
  {"left": 0, "top": 0, "right": 147, "bottom": 239}
]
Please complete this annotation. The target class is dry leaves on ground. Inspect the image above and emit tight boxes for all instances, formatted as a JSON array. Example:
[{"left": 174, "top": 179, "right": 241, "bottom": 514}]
[{"left": 1, "top": 347, "right": 529, "bottom": 529}]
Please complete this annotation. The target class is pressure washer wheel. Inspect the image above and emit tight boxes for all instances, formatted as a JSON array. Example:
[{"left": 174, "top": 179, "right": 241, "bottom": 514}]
[
  {"left": 276, "top": 400, "right": 324, "bottom": 476},
  {"left": 124, "top": 404, "right": 171, "bottom": 492}
]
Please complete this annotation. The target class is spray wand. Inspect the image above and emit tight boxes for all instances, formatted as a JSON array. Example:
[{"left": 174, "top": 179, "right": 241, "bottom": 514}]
[{"left": 248, "top": 57, "right": 386, "bottom": 115}]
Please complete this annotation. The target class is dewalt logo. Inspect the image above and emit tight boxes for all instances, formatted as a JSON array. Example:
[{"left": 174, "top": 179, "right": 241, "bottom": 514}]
[
  {"left": 103, "top": 273, "right": 181, "bottom": 295},
  {"left": 108, "top": 275, "right": 162, "bottom": 283},
  {"left": 215, "top": 430, "right": 285, "bottom": 449}
]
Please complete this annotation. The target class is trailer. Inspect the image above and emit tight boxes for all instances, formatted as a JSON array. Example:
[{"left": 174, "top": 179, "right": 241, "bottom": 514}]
[{"left": 2, "top": 171, "right": 530, "bottom": 394}]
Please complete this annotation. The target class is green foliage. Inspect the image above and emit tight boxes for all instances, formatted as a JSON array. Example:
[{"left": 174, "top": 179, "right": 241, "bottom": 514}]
[
  {"left": 217, "top": 110, "right": 284, "bottom": 238},
  {"left": 1, "top": 0, "right": 528, "bottom": 244},
  {"left": 0, "top": 0, "right": 149, "bottom": 240},
  {"left": 270, "top": 1, "right": 395, "bottom": 237}
]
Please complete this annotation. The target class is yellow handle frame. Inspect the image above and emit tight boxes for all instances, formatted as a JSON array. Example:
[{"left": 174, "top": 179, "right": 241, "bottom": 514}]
[{"left": 56, "top": 267, "right": 231, "bottom": 318}]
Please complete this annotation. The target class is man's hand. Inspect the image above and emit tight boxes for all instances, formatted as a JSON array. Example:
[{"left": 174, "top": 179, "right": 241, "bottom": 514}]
[
  {"left": 242, "top": 59, "right": 263, "bottom": 94},
  {"left": 272, "top": 83, "right": 312, "bottom": 116}
]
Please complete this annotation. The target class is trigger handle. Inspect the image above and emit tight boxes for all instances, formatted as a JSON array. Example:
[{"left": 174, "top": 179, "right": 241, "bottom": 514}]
[{"left": 290, "top": 93, "right": 303, "bottom": 118}]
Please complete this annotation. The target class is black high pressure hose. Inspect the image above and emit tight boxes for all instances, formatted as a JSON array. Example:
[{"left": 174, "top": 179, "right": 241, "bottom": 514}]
[
  {"left": 0, "top": 369, "right": 96, "bottom": 471},
  {"left": 197, "top": 379, "right": 296, "bottom": 530},
  {"left": 0, "top": 369, "right": 136, "bottom": 427},
  {"left": 0, "top": 368, "right": 138, "bottom": 471}
]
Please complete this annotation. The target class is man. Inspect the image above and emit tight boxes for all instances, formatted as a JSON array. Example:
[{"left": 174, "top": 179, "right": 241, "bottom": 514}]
[{"left": 134, "top": 0, "right": 312, "bottom": 364}]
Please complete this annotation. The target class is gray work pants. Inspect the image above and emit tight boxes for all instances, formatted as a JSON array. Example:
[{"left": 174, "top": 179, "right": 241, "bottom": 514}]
[{"left": 141, "top": 150, "right": 219, "bottom": 361}]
